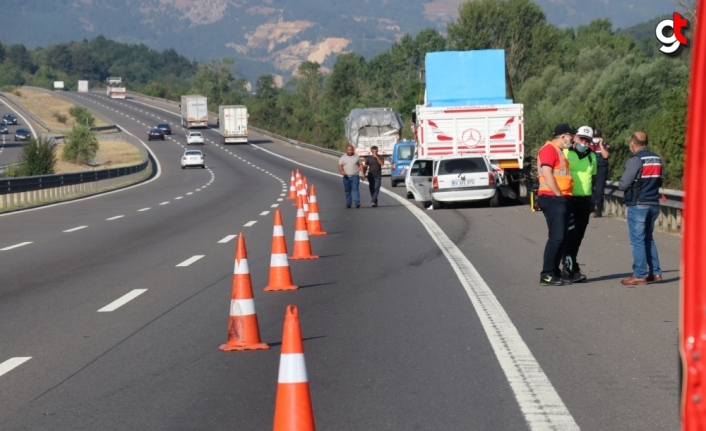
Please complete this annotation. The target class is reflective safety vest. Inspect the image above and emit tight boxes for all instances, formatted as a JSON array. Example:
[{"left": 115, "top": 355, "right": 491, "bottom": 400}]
[{"left": 537, "top": 141, "right": 573, "bottom": 196}]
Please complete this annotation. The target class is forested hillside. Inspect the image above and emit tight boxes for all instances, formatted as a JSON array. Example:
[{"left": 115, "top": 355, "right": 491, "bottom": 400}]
[{"left": 0, "top": 0, "right": 688, "bottom": 188}]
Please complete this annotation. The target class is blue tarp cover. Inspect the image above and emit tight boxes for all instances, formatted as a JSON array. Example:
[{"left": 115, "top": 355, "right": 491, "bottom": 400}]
[{"left": 425, "top": 50, "right": 513, "bottom": 106}]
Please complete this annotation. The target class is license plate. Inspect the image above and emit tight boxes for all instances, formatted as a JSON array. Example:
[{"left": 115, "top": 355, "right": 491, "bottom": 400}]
[{"left": 452, "top": 180, "right": 475, "bottom": 187}]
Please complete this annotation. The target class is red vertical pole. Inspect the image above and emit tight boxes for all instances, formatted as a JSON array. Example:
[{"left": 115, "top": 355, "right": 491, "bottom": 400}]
[{"left": 682, "top": 5, "right": 706, "bottom": 430}]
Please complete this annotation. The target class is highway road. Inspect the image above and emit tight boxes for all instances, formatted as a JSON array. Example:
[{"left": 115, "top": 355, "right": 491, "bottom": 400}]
[
  {"left": 0, "top": 100, "right": 36, "bottom": 168},
  {"left": 0, "top": 91, "right": 682, "bottom": 430}
]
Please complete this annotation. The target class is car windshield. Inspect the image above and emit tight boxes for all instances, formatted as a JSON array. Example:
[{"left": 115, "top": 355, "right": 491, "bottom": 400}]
[
  {"left": 158, "top": 124, "right": 169, "bottom": 128},
  {"left": 397, "top": 145, "right": 414, "bottom": 160},
  {"left": 185, "top": 151, "right": 201, "bottom": 156},
  {"left": 438, "top": 158, "right": 488, "bottom": 175},
  {"left": 17, "top": 129, "right": 28, "bottom": 133},
  {"left": 190, "top": 133, "right": 202, "bottom": 137},
  {"left": 151, "top": 129, "right": 161, "bottom": 132}
]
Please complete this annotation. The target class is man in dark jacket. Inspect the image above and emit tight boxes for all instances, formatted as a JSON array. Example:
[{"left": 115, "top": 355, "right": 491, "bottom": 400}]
[
  {"left": 589, "top": 129, "right": 611, "bottom": 217},
  {"left": 618, "top": 131, "right": 663, "bottom": 285}
]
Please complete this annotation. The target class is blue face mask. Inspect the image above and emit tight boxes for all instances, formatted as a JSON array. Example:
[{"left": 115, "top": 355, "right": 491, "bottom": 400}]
[{"left": 576, "top": 143, "right": 588, "bottom": 153}]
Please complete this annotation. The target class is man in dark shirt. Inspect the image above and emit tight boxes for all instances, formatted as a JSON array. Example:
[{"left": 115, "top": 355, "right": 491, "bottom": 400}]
[
  {"left": 361, "top": 146, "right": 384, "bottom": 207},
  {"left": 589, "top": 129, "right": 611, "bottom": 217}
]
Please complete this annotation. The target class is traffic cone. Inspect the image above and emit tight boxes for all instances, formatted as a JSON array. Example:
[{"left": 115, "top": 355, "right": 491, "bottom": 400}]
[
  {"left": 287, "top": 170, "right": 297, "bottom": 200},
  {"left": 307, "top": 184, "right": 327, "bottom": 236},
  {"left": 220, "top": 233, "right": 269, "bottom": 351},
  {"left": 272, "top": 305, "right": 316, "bottom": 431},
  {"left": 294, "top": 171, "right": 303, "bottom": 206},
  {"left": 264, "top": 210, "right": 298, "bottom": 291},
  {"left": 291, "top": 196, "right": 318, "bottom": 260}
]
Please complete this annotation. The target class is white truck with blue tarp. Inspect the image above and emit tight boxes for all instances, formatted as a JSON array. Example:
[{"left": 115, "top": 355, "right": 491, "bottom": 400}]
[{"left": 411, "top": 50, "right": 526, "bottom": 203}]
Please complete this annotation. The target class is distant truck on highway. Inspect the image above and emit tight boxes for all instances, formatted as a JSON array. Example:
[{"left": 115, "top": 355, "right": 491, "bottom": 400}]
[
  {"left": 345, "top": 108, "right": 404, "bottom": 176},
  {"left": 106, "top": 77, "right": 126, "bottom": 99},
  {"left": 409, "top": 49, "right": 526, "bottom": 207},
  {"left": 78, "top": 80, "right": 89, "bottom": 93},
  {"left": 218, "top": 105, "right": 248, "bottom": 144},
  {"left": 181, "top": 95, "right": 208, "bottom": 129}
]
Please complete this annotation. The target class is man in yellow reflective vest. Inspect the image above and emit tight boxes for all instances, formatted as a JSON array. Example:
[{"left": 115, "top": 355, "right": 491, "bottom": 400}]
[
  {"left": 562, "top": 126, "right": 598, "bottom": 283},
  {"left": 537, "top": 124, "right": 575, "bottom": 286}
]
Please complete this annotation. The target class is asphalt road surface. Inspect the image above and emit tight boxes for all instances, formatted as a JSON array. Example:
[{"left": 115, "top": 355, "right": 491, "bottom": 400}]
[{"left": 0, "top": 91, "right": 681, "bottom": 430}]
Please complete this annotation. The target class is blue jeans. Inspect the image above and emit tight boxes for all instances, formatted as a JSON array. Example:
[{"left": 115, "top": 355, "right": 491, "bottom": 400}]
[
  {"left": 367, "top": 175, "right": 382, "bottom": 203},
  {"left": 342, "top": 175, "right": 360, "bottom": 206},
  {"left": 627, "top": 205, "right": 662, "bottom": 278}
]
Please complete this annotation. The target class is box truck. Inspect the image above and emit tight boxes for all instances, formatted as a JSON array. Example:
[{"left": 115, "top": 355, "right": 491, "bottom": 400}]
[
  {"left": 181, "top": 95, "right": 208, "bottom": 129},
  {"left": 218, "top": 105, "right": 248, "bottom": 144},
  {"left": 78, "top": 80, "right": 89, "bottom": 93}
]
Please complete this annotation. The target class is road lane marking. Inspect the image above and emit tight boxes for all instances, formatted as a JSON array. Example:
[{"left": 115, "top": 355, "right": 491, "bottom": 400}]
[
  {"left": 271, "top": 204, "right": 279, "bottom": 208},
  {"left": 175, "top": 196, "right": 183, "bottom": 200},
  {"left": 218, "top": 235, "right": 237, "bottom": 244},
  {"left": 244, "top": 221, "right": 257, "bottom": 227},
  {"left": 277, "top": 198, "right": 283, "bottom": 202},
  {"left": 1, "top": 242, "right": 33, "bottom": 251},
  {"left": 106, "top": 215, "right": 124, "bottom": 220},
  {"left": 63, "top": 226, "right": 88, "bottom": 233},
  {"left": 260, "top": 211, "right": 270, "bottom": 216},
  {"left": 251, "top": 142, "right": 580, "bottom": 430},
  {"left": 0, "top": 357, "right": 32, "bottom": 377},
  {"left": 176, "top": 255, "right": 205, "bottom": 267},
  {"left": 98, "top": 289, "right": 147, "bottom": 312},
  {"left": 138, "top": 207, "right": 151, "bottom": 212},
  {"left": 160, "top": 201, "right": 170, "bottom": 205}
]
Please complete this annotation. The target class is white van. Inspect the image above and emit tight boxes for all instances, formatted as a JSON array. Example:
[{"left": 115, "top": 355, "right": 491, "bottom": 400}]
[{"left": 405, "top": 154, "right": 501, "bottom": 209}]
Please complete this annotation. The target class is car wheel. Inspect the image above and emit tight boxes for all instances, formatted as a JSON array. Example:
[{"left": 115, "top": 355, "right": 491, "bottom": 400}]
[
  {"left": 390, "top": 179, "right": 398, "bottom": 188},
  {"left": 201, "top": 165, "right": 206, "bottom": 169},
  {"left": 432, "top": 196, "right": 442, "bottom": 210},
  {"left": 422, "top": 200, "right": 432, "bottom": 208},
  {"left": 181, "top": 166, "right": 185, "bottom": 169},
  {"left": 406, "top": 190, "right": 413, "bottom": 199},
  {"left": 489, "top": 190, "right": 503, "bottom": 207}
]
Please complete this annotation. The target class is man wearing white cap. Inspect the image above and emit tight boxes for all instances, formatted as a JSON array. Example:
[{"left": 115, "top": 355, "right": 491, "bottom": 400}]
[{"left": 562, "top": 125, "right": 597, "bottom": 282}]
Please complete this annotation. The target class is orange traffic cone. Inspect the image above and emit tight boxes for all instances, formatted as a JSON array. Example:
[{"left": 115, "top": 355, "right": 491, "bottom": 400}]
[
  {"left": 294, "top": 171, "right": 303, "bottom": 206},
  {"left": 272, "top": 305, "right": 316, "bottom": 431},
  {"left": 302, "top": 181, "right": 310, "bottom": 218},
  {"left": 291, "top": 196, "right": 318, "bottom": 260},
  {"left": 287, "top": 170, "right": 297, "bottom": 200},
  {"left": 264, "top": 210, "right": 298, "bottom": 291},
  {"left": 307, "top": 185, "right": 327, "bottom": 236},
  {"left": 220, "top": 233, "right": 269, "bottom": 351}
]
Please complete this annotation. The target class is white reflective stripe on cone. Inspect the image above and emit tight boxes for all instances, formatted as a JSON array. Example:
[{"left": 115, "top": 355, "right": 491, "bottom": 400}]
[
  {"left": 271, "top": 253, "right": 290, "bottom": 267},
  {"left": 309, "top": 196, "right": 317, "bottom": 203},
  {"left": 234, "top": 258, "right": 249, "bottom": 274},
  {"left": 294, "top": 230, "right": 309, "bottom": 241},
  {"left": 230, "top": 298, "right": 256, "bottom": 316},
  {"left": 308, "top": 213, "right": 320, "bottom": 221},
  {"left": 296, "top": 209, "right": 305, "bottom": 217},
  {"left": 278, "top": 353, "right": 308, "bottom": 383},
  {"left": 273, "top": 225, "right": 284, "bottom": 236}
]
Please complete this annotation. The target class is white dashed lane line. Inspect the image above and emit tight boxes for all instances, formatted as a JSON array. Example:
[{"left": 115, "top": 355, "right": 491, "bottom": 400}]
[
  {"left": 159, "top": 202, "right": 170, "bottom": 206},
  {"left": 98, "top": 289, "right": 148, "bottom": 312},
  {"left": 260, "top": 211, "right": 270, "bottom": 216},
  {"left": 138, "top": 207, "right": 151, "bottom": 212},
  {"left": 63, "top": 226, "right": 88, "bottom": 233},
  {"left": 176, "top": 255, "right": 205, "bottom": 267},
  {"left": 218, "top": 235, "right": 237, "bottom": 244},
  {"left": 271, "top": 204, "right": 279, "bottom": 208},
  {"left": 0, "top": 357, "right": 32, "bottom": 377},
  {"left": 1, "top": 242, "right": 33, "bottom": 251},
  {"left": 244, "top": 221, "right": 257, "bottom": 227},
  {"left": 106, "top": 215, "right": 124, "bottom": 221}
]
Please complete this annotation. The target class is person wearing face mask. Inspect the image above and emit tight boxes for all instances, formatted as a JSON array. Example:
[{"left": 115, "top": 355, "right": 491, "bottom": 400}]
[
  {"left": 618, "top": 132, "right": 663, "bottom": 285},
  {"left": 561, "top": 126, "right": 598, "bottom": 283},
  {"left": 589, "top": 129, "right": 611, "bottom": 217},
  {"left": 536, "top": 123, "right": 575, "bottom": 286}
]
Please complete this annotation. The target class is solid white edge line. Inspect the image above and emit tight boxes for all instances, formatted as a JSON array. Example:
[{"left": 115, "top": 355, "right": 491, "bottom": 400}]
[
  {"left": 0, "top": 357, "right": 32, "bottom": 377},
  {"left": 0, "top": 121, "right": 162, "bottom": 218},
  {"left": 244, "top": 221, "right": 257, "bottom": 227},
  {"left": 218, "top": 234, "right": 237, "bottom": 244},
  {"left": 250, "top": 141, "right": 579, "bottom": 430},
  {"left": 98, "top": 289, "right": 147, "bottom": 312},
  {"left": 176, "top": 255, "right": 205, "bottom": 267},
  {"left": 1, "top": 241, "right": 33, "bottom": 251}
]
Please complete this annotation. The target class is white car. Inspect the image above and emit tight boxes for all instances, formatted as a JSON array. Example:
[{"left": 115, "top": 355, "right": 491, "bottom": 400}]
[
  {"left": 405, "top": 154, "right": 500, "bottom": 209},
  {"left": 186, "top": 132, "right": 204, "bottom": 145},
  {"left": 181, "top": 150, "right": 206, "bottom": 169}
]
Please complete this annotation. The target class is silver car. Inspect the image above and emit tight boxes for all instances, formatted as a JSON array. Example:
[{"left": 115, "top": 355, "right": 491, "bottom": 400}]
[{"left": 181, "top": 150, "right": 205, "bottom": 169}]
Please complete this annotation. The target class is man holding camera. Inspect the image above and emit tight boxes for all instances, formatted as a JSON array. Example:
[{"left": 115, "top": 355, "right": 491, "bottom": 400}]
[
  {"left": 361, "top": 145, "right": 384, "bottom": 207},
  {"left": 338, "top": 145, "right": 361, "bottom": 208},
  {"left": 589, "top": 129, "right": 611, "bottom": 217}
]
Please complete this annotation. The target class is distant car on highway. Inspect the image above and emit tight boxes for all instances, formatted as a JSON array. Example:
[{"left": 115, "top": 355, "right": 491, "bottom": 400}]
[
  {"left": 14, "top": 128, "right": 31, "bottom": 141},
  {"left": 156, "top": 123, "right": 172, "bottom": 135},
  {"left": 181, "top": 149, "right": 205, "bottom": 169},
  {"left": 2, "top": 114, "right": 18, "bottom": 125},
  {"left": 186, "top": 131, "right": 204, "bottom": 145},
  {"left": 147, "top": 128, "right": 165, "bottom": 141},
  {"left": 0, "top": 123, "right": 7, "bottom": 134}
]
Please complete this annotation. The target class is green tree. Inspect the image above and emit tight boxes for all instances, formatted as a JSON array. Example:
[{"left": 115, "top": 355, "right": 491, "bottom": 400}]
[
  {"left": 192, "top": 58, "right": 237, "bottom": 107},
  {"left": 6, "top": 44, "right": 34, "bottom": 72},
  {"left": 19, "top": 136, "right": 57, "bottom": 176},
  {"left": 63, "top": 125, "right": 99, "bottom": 165}
]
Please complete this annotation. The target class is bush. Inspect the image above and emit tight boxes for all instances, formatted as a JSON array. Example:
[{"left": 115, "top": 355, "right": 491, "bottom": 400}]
[
  {"left": 68, "top": 106, "right": 95, "bottom": 127},
  {"left": 20, "top": 136, "right": 57, "bottom": 176},
  {"left": 2, "top": 163, "right": 23, "bottom": 178},
  {"left": 63, "top": 124, "right": 98, "bottom": 164},
  {"left": 53, "top": 112, "right": 67, "bottom": 124}
]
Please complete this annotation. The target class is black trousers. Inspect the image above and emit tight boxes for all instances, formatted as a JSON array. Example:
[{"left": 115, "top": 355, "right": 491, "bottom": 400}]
[
  {"left": 564, "top": 197, "right": 593, "bottom": 274},
  {"left": 537, "top": 195, "right": 571, "bottom": 278},
  {"left": 592, "top": 164, "right": 609, "bottom": 213}
]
